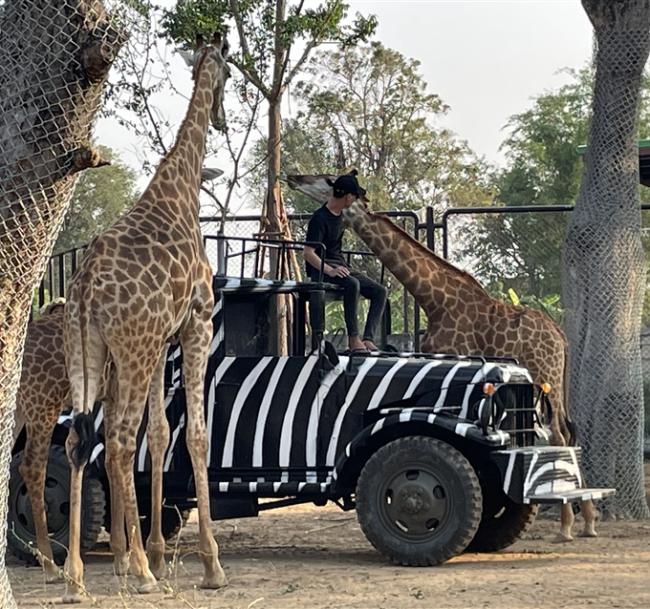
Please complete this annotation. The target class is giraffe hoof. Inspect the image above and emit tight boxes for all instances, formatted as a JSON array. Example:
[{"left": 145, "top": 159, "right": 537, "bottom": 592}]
[
  {"left": 553, "top": 532, "right": 574, "bottom": 543},
  {"left": 579, "top": 529, "right": 598, "bottom": 538},
  {"left": 61, "top": 592, "right": 84, "bottom": 604},
  {"left": 150, "top": 560, "right": 167, "bottom": 581},
  {"left": 200, "top": 571, "right": 228, "bottom": 589},
  {"left": 113, "top": 555, "right": 129, "bottom": 576},
  {"left": 136, "top": 580, "right": 159, "bottom": 595},
  {"left": 45, "top": 570, "right": 64, "bottom": 584},
  {"left": 147, "top": 543, "right": 167, "bottom": 579}
]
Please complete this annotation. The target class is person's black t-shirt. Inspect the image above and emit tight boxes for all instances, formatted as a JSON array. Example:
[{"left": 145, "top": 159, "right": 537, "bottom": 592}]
[{"left": 305, "top": 204, "right": 347, "bottom": 277}]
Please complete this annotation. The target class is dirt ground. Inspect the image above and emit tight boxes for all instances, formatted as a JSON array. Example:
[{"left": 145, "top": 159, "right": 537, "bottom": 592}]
[{"left": 9, "top": 468, "right": 650, "bottom": 609}]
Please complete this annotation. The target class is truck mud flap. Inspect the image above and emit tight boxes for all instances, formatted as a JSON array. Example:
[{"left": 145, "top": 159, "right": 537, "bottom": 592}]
[{"left": 490, "top": 445, "right": 615, "bottom": 505}]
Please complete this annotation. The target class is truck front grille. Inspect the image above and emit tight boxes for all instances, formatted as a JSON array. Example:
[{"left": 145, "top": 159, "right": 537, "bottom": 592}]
[{"left": 494, "top": 384, "right": 536, "bottom": 447}]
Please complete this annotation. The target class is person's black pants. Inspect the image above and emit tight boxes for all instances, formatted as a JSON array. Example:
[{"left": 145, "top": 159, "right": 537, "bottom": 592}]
[{"left": 314, "top": 272, "right": 387, "bottom": 343}]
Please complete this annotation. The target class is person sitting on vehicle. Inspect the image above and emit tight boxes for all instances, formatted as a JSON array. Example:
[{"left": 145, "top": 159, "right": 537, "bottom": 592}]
[{"left": 303, "top": 172, "right": 387, "bottom": 352}]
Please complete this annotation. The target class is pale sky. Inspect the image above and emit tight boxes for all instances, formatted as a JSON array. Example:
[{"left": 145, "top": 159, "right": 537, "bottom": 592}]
[{"left": 95, "top": 0, "right": 594, "bottom": 208}]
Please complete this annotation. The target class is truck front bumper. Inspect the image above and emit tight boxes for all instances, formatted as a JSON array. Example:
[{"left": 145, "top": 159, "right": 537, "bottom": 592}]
[{"left": 490, "top": 446, "right": 616, "bottom": 505}]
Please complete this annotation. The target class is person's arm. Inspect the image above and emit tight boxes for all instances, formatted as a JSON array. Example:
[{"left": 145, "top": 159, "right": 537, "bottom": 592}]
[{"left": 303, "top": 246, "right": 349, "bottom": 278}]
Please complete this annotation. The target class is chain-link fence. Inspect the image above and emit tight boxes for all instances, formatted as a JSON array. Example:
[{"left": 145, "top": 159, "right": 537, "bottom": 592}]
[
  {"left": 0, "top": 1, "right": 129, "bottom": 605},
  {"left": 563, "top": 11, "right": 650, "bottom": 518}
]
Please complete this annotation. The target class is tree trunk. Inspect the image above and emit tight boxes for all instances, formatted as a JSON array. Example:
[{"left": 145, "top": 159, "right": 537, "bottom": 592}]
[
  {"left": 563, "top": 0, "right": 650, "bottom": 518},
  {"left": 0, "top": 2, "right": 126, "bottom": 605}
]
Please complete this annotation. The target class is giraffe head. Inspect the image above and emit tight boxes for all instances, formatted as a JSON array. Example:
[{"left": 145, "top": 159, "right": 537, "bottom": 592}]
[
  {"left": 286, "top": 170, "right": 370, "bottom": 205},
  {"left": 182, "top": 32, "right": 230, "bottom": 131}
]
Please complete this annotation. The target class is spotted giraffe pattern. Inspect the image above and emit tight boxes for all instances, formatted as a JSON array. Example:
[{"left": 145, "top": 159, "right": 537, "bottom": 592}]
[
  {"left": 343, "top": 200, "right": 598, "bottom": 542},
  {"left": 13, "top": 303, "right": 69, "bottom": 581},
  {"left": 62, "top": 34, "right": 230, "bottom": 603}
]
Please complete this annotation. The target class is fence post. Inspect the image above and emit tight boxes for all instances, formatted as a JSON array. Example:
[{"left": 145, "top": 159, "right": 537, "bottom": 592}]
[
  {"left": 216, "top": 233, "right": 226, "bottom": 276},
  {"left": 426, "top": 206, "right": 435, "bottom": 251}
]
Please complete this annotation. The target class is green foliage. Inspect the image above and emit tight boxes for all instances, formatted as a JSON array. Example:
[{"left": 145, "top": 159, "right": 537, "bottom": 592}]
[
  {"left": 455, "top": 66, "right": 650, "bottom": 321},
  {"left": 161, "top": 1, "right": 376, "bottom": 88},
  {"left": 246, "top": 42, "right": 493, "bottom": 214},
  {"left": 55, "top": 146, "right": 138, "bottom": 253},
  {"left": 161, "top": 0, "right": 229, "bottom": 48}
]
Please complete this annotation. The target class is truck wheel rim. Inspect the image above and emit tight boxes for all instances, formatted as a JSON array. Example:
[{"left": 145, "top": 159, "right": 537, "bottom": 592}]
[
  {"left": 13, "top": 474, "right": 69, "bottom": 538},
  {"left": 377, "top": 463, "right": 451, "bottom": 542}
]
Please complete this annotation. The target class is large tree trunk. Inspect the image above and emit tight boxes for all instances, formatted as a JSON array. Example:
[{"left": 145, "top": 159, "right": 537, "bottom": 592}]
[
  {"left": 0, "top": 1, "right": 126, "bottom": 605},
  {"left": 563, "top": 0, "right": 650, "bottom": 519}
]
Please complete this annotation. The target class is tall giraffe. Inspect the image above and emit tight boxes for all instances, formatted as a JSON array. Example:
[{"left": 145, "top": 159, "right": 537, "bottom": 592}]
[
  {"left": 287, "top": 173, "right": 598, "bottom": 542},
  {"left": 62, "top": 34, "right": 230, "bottom": 602}
]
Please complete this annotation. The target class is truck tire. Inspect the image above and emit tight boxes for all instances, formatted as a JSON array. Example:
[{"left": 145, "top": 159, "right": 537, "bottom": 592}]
[
  {"left": 466, "top": 495, "right": 538, "bottom": 552},
  {"left": 140, "top": 505, "right": 191, "bottom": 541},
  {"left": 356, "top": 436, "right": 482, "bottom": 566},
  {"left": 8, "top": 445, "right": 105, "bottom": 565},
  {"left": 104, "top": 498, "right": 190, "bottom": 542}
]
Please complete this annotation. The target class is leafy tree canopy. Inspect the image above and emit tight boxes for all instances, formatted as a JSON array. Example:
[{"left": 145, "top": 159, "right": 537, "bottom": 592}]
[
  {"left": 455, "top": 66, "right": 650, "bottom": 322},
  {"left": 248, "top": 42, "right": 493, "bottom": 214}
]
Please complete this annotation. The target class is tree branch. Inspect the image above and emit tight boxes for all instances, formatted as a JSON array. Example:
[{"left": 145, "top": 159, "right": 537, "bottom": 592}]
[
  {"left": 229, "top": 0, "right": 269, "bottom": 97},
  {"left": 230, "top": 57, "right": 270, "bottom": 98}
]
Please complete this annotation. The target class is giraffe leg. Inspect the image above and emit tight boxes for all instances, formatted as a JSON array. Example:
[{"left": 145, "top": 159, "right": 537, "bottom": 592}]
[
  {"left": 181, "top": 312, "right": 227, "bottom": 589},
  {"left": 579, "top": 499, "right": 598, "bottom": 537},
  {"left": 113, "top": 357, "right": 159, "bottom": 594},
  {"left": 19, "top": 415, "right": 61, "bottom": 583},
  {"left": 546, "top": 412, "right": 575, "bottom": 543},
  {"left": 63, "top": 301, "right": 106, "bottom": 603},
  {"left": 103, "top": 392, "right": 129, "bottom": 576},
  {"left": 62, "top": 426, "right": 87, "bottom": 603},
  {"left": 146, "top": 348, "right": 171, "bottom": 580},
  {"left": 555, "top": 502, "right": 575, "bottom": 542}
]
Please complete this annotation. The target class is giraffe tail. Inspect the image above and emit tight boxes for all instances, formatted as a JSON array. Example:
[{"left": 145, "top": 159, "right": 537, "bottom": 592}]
[
  {"left": 71, "top": 411, "right": 97, "bottom": 468},
  {"left": 67, "top": 273, "right": 100, "bottom": 467}
]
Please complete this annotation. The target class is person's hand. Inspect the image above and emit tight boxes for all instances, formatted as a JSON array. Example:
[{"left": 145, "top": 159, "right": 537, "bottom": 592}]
[{"left": 325, "top": 264, "right": 350, "bottom": 278}]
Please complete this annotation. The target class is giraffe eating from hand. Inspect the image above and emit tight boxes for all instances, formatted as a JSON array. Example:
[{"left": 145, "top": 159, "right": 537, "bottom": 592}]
[{"left": 287, "top": 171, "right": 598, "bottom": 543}]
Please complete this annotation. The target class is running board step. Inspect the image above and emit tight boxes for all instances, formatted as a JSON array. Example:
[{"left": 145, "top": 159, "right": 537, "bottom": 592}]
[{"left": 525, "top": 487, "right": 616, "bottom": 504}]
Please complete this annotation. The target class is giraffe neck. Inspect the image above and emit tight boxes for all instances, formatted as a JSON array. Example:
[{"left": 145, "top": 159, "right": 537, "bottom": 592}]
[
  {"left": 348, "top": 208, "right": 490, "bottom": 313},
  {"left": 153, "top": 56, "right": 215, "bottom": 210}
]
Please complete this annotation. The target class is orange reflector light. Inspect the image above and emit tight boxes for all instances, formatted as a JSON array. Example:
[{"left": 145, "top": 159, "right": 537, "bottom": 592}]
[
  {"left": 482, "top": 382, "right": 496, "bottom": 396},
  {"left": 541, "top": 382, "right": 552, "bottom": 394}
]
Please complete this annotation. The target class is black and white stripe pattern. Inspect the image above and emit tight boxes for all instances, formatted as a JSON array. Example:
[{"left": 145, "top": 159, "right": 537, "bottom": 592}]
[{"left": 55, "top": 278, "right": 541, "bottom": 495}]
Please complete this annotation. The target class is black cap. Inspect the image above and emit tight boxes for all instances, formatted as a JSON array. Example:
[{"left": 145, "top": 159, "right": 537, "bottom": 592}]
[{"left": 331, "top": 172, "right": 366, "bottom": 199}]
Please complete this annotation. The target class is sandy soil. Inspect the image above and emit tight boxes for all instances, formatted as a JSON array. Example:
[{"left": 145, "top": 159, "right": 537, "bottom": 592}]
[{"left": 9, "top": 470, "right": 650, "bottom": 609}]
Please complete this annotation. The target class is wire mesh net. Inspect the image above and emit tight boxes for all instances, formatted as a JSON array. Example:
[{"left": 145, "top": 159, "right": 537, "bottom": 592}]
[
  {"left": 0, "top": 0, "right": 129, "bottom": 604},
  {"left": 562, "top": 21, "right": 650, "bottom": 519}
]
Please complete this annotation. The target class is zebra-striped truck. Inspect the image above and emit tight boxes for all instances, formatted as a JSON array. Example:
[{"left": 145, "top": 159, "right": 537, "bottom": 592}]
[{"left": 10, "top": 274, "right": 613, "bottom": 567}]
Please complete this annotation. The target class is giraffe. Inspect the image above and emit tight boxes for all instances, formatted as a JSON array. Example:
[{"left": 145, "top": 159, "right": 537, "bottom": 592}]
[
  {"left": 62, "top": 33, "right": 230, "bottom": 602},
  {"left": 12, "top": 301, "right": 68, "bottom": 582},
  {"left": 287, "top": 172, "right": 598, "bottom": 543}
]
